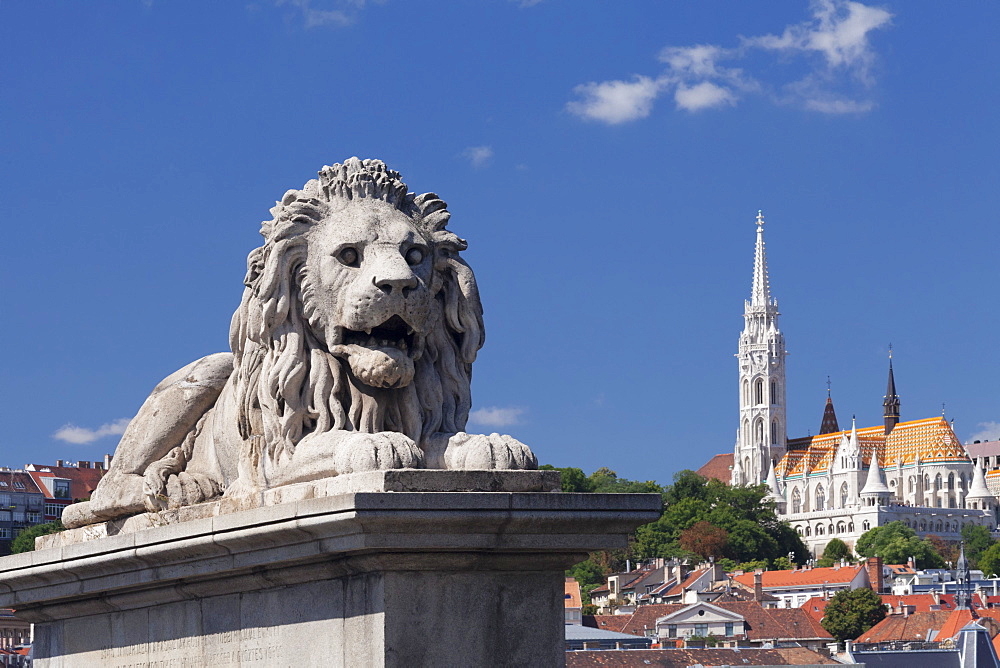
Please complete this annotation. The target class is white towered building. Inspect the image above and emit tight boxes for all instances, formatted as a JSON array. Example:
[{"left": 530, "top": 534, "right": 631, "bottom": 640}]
[{"left": 726, "top": 212, "right": 996, "bottom": 558}]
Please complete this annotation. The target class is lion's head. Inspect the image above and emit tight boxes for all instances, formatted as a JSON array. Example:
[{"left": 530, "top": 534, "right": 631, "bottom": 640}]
[{"left": 230, "top": 158, "right": 484, "bottom": 463}]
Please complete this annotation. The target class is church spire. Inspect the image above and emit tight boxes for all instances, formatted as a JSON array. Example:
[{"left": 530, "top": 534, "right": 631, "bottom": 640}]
[
  {"left": 751, "top": 210, "right": 775, "bottom": 309},
  {"left": 819, "top": 377, "right": 840, "bottom": 434},
  {"left": 883, "top": 346, "right": 900, "bottom": 434},
  {"left": 733, "top": 210, "right": 788, "bottom": 487}
]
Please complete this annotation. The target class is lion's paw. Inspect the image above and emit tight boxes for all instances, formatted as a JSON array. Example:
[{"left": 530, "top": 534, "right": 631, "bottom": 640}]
[
  {"left": 335, "top": 431, "right": 424, "bottom": 474},
  {"left": 443, "top": 432, "right": 538, "bottom": 470}
]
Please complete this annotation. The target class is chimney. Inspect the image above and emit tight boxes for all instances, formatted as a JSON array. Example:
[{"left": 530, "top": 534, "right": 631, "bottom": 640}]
[
  {"left": 55, "top": 459, "right": 63, "bottom": 467},
  {"left": 754, "top": 570, "right": 763, "bottom": 602},
  {"left": 907, "top": 556, "right": 915, "bottom": 570},
  {"left": 103, "top": 453, "right": 113, "bottom": 469},
  {"left": 932, "top": 590, "right": 940, "bottom": 605},
  {"left": 866, "top": 557, "right": 884, "bottom": 594}
]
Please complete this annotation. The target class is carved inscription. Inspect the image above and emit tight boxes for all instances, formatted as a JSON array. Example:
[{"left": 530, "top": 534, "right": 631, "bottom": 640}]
[{"left": 100, "top": 627, "right": 283, "bottom": 667}]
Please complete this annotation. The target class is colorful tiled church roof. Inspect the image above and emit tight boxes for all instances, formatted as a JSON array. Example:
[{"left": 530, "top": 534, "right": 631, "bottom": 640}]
[{"left": 776, "top": 416, "right": 967, "bottom": 479}]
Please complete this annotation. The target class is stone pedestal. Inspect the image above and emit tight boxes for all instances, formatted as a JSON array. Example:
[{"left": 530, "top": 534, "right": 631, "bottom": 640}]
[{"left": 0, "top": 471, "right": 660, "bottom": 667}]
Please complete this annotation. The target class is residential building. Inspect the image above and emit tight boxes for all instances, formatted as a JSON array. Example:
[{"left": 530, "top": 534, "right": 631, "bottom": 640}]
[
  {"left": 565, "top": 647, "right": 839, "bottom": 666},
  {"left": 730, "top": 563, "right": 870, "bottom": 609},
  {"left": 0, "top": 471, "right": 45, "bottom": 556},
  {"left": 24, "top": 459, "right": 109, "bottom": 523},
  {"left": 565, "top": 578, "right": 583, "bottom": 625}
]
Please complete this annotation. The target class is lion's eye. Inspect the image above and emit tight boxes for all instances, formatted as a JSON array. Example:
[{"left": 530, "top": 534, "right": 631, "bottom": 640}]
[
  {"left": 405, "top": 247, "right": 424, "bottom": 266},
  {"left": 337, "top": 247, "right": 360, "bottom": 267}
]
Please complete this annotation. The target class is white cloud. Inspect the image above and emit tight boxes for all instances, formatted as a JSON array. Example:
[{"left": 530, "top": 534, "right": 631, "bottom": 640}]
[
  {"left": 468, "top": 406, "right": 524, "bottom": 427},
  {"left": 568, "top": 0, "right": 892, "bottom": 123},
  {"left": 53, "top": 418, "right": 131, "bottom": 445},
  {"left": 969, "top": 422, "right": 1000, "bottom": 443},
  {"left": 566, "top": 76, "right": 666, "bottom": 124},
  {"left": 675, "top": 82, "right": 737, "bottom": 112},
  {"left": 751, "top": 0, "right": 892, "bottom": 77},
  {"left": 275, "top": 0, "right": 371, "bottom": 28},
  {"left": 463, "top": 145, "right": 494, "bottom": 169}
]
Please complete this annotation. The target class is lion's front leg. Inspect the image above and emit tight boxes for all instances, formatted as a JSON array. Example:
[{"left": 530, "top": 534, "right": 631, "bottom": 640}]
[
  {"left": 266, "top": 430, "right": 425, "bottom": 487},
  {"left": 422, "top": 432, "right": 538, "bottom": 471}
]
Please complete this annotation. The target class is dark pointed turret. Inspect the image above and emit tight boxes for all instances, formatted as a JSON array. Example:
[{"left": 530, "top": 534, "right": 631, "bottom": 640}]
[
  {"left": 883, "top": 348, "right": 900, "bottom": 434},
  {"left": 955, "top": 542, "right": 972, "bottom": 610},
  {"left": 819, "top": 378, "right": 840, "bottom": 434}
]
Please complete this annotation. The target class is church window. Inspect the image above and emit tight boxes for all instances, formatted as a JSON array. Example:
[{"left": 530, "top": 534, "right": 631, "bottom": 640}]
[
  {"left": 862, "top": 520, "right": 871, "bottom": 531},
  {"left": 848, "top": 522, "right": 854, "bottom": 532},
  {"left": 795, "top": 526, "right": 802, "bottom": 535},
  {"left": 959, "top": 473, "right": 966, "bottom": 490},
  {"left": 919, "top": 521, "right": 926, "bottom": 531},
  {"left": 743, "top": 420, "right": 750, "bottom": 445},
  {"left": 908, "top": 477, "right": 914, "bottom": 493},
  {"left": 805, "top": 526, "right": 811, "bottom": 536},
  {"left": 935, "top": 474, "right": 942, "bottom": 491},
  {"left": 771, "top": 421, "right": 777, "bottom": 445},
  {"left": 829, "top": 523, "right": 835, "bottom": 534},
  {"left": 755, "top": 419, "right": 764, "bottom": 446},
  {"left": 840, "top": 482, "right": 849, "bottom": 508},
  {"left": 816, "top": 524, "right": 825, "bottom": 536},
  {"left": 754, "top": 379, "right": 764, "bottom": 405},
  {"left": 770, "top": 380, "right": 777, "bottom": 405},
  {"left": 837, "top": 522, "right": 845, "bottom": 533},
  {"left": 815, "top": 485, "right": 825, "bottom": 511},
  {"left": 948, "top": 473, "right": 955, "bottom": 490},
  {"left": 791, "top": 488, "right": 801, "bottom": 514},
  {"left": 742, "top": 380, "right": 749, "bottom": 405}
]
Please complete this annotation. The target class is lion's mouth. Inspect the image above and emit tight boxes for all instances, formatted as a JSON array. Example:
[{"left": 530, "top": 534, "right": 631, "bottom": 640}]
[{"left": 339, "top": 315, "right": 416, "bottom": 353}]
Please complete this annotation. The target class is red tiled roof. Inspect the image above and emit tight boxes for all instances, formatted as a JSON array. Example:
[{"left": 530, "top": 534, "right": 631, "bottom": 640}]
[
  {"left": 565, "top": 647, "right": 838, "bottom": 666},
  {"left": 712, "top": 601, "right": 833, "bottom": 641},
  {"left": 26, "top": 465, "right": 106, "bottom": 503},
  {"left": 731, "top": 565, "right": 865, "bottom": 589},
  {"left": 660, "top": 568, "right": 710, "bottom": 599},
  {"left": 696, "top": 454, "right": 733, "bottom": 483},
  {"left": 583, "top": 615, "right": 631, "bottom": 634},
  {"left": 0, "top": 471, "right": 42, "bottom": 496},
  {"left": 565, "top": 578, "right": 583, "bottom": 608},
  {"left": 857, "top": 610, "right": 954, "bottom": 642}
]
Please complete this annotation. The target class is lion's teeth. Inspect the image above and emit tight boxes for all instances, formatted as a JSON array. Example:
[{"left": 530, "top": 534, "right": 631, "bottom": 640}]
[{"left": 364, "top": 328, "right": 372, "bottom": 336}]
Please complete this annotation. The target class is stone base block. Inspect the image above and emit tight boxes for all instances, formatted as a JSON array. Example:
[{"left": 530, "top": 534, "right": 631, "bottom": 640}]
[{"left": 0, "top": 471, "right": 661, "bottom": 667}]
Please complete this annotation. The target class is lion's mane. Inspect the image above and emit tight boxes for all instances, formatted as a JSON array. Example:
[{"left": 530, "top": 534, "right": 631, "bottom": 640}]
[{"left": 229, "top": 158, "right": 484, "bottom": 467}]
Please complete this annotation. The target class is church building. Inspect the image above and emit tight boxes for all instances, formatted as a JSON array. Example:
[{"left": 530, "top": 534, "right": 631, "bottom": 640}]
[{"left": 722, "top": 212, "right": 996, "bottom": 558}]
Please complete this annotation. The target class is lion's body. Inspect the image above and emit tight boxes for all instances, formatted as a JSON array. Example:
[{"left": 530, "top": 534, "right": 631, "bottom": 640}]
[{"left": 63, "top": 159, "right": 535, "bottom": 529}]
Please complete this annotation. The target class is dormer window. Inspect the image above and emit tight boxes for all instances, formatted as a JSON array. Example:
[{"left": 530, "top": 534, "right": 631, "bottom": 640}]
[
  {"left": 53, "top": 480, "right": 70, "bottom": 499},
  {"left": 13, "top": 481, "right": 24, "bottom": 490}
]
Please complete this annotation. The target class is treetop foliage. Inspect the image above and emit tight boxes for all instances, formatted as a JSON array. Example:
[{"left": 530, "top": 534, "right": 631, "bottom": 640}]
[
  {"left": 11, "top": 520, "right": 64, "bottom": 554},
  {"left": 821, "top": 587, "right": 887, "bottom": 640},
  {"left": 855, "top": 521, "right": 944, "bottom": 569}
]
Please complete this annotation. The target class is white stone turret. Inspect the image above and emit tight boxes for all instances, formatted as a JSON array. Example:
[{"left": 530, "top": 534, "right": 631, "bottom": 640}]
[
  {"left": 765, "top": 458, "right": 785, "bottom": 512},
  {"left": 966, "top": 462, "right": 994, "bottom": 512},
  {"left": 834, "top": 417, "right": 862, "bottom": 473},
  {"left": 732, "top": 211, "right": 788, "bottom": 486},
  {"left": 860, "top": 452, "right": 891, "bottom": 506}
]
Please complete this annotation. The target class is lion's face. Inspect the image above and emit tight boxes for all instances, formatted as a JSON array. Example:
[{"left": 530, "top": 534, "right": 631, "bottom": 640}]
[{"left": 303, "top": 198, "right": 435, "bottom": 389}]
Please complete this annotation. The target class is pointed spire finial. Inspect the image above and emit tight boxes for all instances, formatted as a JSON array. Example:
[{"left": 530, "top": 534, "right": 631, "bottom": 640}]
[
  {"left": 756, "top": 210, "right": 765, "bottom": 227},
  {"left": 827, "top": 376, "right": 831, "bottom": 397},
  {"left": 750, "top": 211, "right": 772, "bottom": 307}
]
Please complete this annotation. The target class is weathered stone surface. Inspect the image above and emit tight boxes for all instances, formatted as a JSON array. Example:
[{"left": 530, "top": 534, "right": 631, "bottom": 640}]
[
  {"left": 3, "top": 488, "right": 662, "bottom": 667},
  {"left": 64, "top": 159, "right": 539, "bottom": 530}
]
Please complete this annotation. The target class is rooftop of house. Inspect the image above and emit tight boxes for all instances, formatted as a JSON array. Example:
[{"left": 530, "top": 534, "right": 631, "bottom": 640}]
[
  {"left": 0, "top": 471, "right": 43, "bottom": 496},
  {"left": 857, "top": 609, "right": 955, "bottom": 643},
  {"left": 565, "top": 578, "right": 583, "bottom": 609},
  {"left": 695, "top": 453, "right": 733, "bottom": 483},
  {"left": 731, "top": 564, "right": 865, "bottom": 589},
  {"left": 25, "top": 463, "right": 107, "bottom": 503},
  {"left": 966, "top": 440, "right": 1000, "bottom": 459},
  {"left": 565, "top": 647, "right": 838, "bottom": 666}
]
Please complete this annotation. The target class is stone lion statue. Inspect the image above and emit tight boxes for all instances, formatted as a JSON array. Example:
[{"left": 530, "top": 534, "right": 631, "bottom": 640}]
[{"left": 63, "top": 158, "right": 536, "bottom": 529}]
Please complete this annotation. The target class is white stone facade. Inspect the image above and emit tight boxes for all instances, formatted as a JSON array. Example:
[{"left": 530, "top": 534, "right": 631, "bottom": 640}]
[{"left": 733, "top": 212, "right": 998, "bottom": 558}]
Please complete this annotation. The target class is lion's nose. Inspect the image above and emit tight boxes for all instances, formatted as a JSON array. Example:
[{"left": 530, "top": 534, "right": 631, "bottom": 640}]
[{"left": 374, "top": 273, "right": 418, "bottom": 296}]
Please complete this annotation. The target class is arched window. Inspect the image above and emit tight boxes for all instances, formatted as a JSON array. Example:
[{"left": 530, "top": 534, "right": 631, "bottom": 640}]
[
  {"left": 837, "top": 522, "right": 846, "bottom": 534},
  {"left": 848, "top": 522, "right": 854, "bottom": 533},
  {"left": 744, "top": 457, "right": 751, "bottom": 478},
  {"left": 829, "top": 523, "right": 835, "bottom": 535},
  {"left": 743, "top": 420, "right": 750, "bottom": 445},
  {"left": 948, "top": 473, "right": 955, "bottom": 490},
  {"left": 959, "top": 473, "right": 966, "bottom": 490},
  {"left": 796, "top": 526, "right": 802, "bottom": 535},
  {"left": 840, "top": 482, "right": 849, "bottom": 508},
  {"left": 862, "top": 520, "right": 871, "bottom": 531},
  {"left": 792, "top": 487, "right": 802, "bottom": 514},
  {"left": 817, "top": 524, "right": 825, "bottom": 536},
  {"left": 805, "top": 525, "right": 812, "bottom": 536},
  {"left": 935, "top": 473, "right": 942, "bottom": 491},
  {"left": 815, "top": 485, "right": 826, "bottom": 511},
  {"left": 770, "top": 380, "right": 777, "bottom": 405},
  {"left": 754, "top": 379, "right": 764, "bottom": 405},
  {"left": 755, "top": 419, "right": 765, "bottom": 446},
  {"left": 908, "top": 476, "right": 914, "bottom": 493},
  {"left": 742, "top": 380, "right": 749, "bottom": 405},
  {"left": 771, "top": 421, "right": 778, "bottom": 445}
]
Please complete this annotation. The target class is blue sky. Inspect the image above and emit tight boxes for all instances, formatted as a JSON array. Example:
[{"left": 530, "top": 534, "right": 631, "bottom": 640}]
[{"left": 2, "top": 1, "right": 999, "bottom": 483}]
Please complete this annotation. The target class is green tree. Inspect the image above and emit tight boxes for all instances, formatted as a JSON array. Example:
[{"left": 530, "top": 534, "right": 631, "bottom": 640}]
[
  {"left": 962, "top": 524, "right": 995, "bottom": 567},
  {"left": 539, "top": 465, "right": 593, "bottom": 492},
  {"left": 588, "top": 467, "right": 663, "bottom": 494},
  {"left": 817, "top": 538, "right": 853, "bottom": 567},
  {"left": 11, "top": 520, "right": 64, "bottom": 554},
  {"left": 855, "top": 521, "right": 944, "bottom": 568},
  {"left": 977, "top": 542, "right": 1000, "bottom": 578},
  {"left": 821, "top": 587, "right": 887, "bottom": 640}
]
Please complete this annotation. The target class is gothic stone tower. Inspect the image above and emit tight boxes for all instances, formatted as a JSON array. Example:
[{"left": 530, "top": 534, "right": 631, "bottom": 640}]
[{"left": 732, "top": 211, "right": 788, "bottom": 486}]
